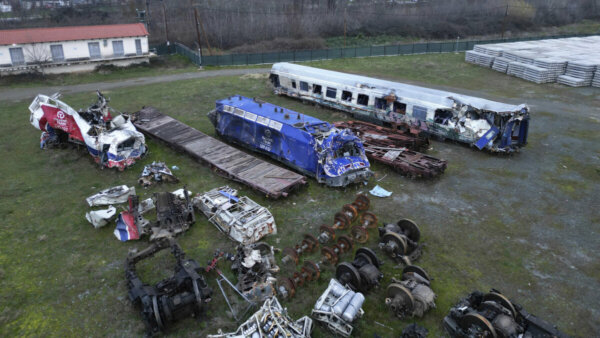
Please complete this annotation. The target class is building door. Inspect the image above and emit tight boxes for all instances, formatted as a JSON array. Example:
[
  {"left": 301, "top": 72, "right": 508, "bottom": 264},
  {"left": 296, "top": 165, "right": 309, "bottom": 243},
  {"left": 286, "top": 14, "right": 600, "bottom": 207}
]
[
  {"left": 50, "top": 44, "right": 64, "bottom": 62},
  {"left": 112, "top": 40, "right": 124, "bottom": 57},
  {"left": 9, "top": 47, "right": 25, "bottom": 65},
  {"left": 88, "top": 42, "right": 101, "bottom": 59},
  {"left": 135, "top": 39, "right": 142, "bottom": 55}
]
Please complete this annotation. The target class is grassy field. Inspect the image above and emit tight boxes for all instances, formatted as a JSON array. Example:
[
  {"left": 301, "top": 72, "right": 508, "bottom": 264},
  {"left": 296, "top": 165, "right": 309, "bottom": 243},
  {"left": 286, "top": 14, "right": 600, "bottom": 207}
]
[{"left": 0, "top": 53, "right": 598, "bottom": 337}]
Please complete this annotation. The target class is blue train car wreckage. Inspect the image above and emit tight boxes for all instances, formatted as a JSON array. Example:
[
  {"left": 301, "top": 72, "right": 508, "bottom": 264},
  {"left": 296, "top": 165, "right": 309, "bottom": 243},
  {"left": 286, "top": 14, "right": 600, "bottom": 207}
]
[
  {"left": 270, "top": 62, "right": 530, "bottom": 153},
  {"left": 208, "top": 96, "right": 373, "bottom": 187}
]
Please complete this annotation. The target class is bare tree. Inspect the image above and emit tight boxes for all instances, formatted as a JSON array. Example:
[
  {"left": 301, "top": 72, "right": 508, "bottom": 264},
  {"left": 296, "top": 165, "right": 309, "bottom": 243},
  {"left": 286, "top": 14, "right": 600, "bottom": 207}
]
[{"left": 24, "top": 44, "right": 52, "bottom": 75}]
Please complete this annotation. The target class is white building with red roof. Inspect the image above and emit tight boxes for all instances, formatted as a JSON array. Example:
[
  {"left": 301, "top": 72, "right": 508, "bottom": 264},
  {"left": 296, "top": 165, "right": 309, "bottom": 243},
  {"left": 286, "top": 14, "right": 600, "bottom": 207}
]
[{"left": 0, "top": 23, "right": 150, "bottom": 74}]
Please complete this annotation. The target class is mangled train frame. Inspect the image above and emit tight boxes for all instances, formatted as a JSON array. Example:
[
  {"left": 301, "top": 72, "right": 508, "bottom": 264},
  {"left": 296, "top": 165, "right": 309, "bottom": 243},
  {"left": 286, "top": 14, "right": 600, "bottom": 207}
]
[{"left": 270, "top": 62, "right": 530, "bottom": 153}]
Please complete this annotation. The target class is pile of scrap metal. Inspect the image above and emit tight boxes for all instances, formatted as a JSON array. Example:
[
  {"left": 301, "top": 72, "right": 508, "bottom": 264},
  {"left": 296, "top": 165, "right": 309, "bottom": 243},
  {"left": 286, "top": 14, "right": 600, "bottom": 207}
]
[
  {"left": 230, "top": 242, "right": 280, "bottom": 303},
  {"left": 85, "top": 185, "right": 143, "bottom": 228},
  {"left": 138, "top": 161, "right": 178, "bottom": 187},
  {"left": 443, "top": 290, "right": 567, "bottom": 338},
  {"left": 334, "top": 120, "right": 447, "bottom": 179},
  {"left": 125, "top": 238, "right": 212, "bottom": 334},
  {"left": 378, "top": 219, "right": 423, "bottom": 265},
  {"left": 208, "top": 297, "right": 313, "bottom": 338},
  {"left": 115, "top": 188, "right": 195, "bottom": 241},
  {"left": 385, "top": 265, "right": 436, "bottom": 319},
  {"left": 193, "top": 186, "right": 276, "bottom": 245},
  {"left": 311, "top": 278, "right": 366, "bottom": 337},
  {"left": 28, "top": 91, "right": 146, "bottom": 170},
  {"left": 209, "top": 96, "right": 373, "bottom": 187}
]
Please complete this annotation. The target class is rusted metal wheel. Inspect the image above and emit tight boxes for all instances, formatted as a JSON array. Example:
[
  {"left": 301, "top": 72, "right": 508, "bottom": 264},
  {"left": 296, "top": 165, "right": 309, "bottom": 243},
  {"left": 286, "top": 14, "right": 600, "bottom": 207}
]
[
  {"left": 302, "top": 233, "right": 319, "bottom": 252},
  {"left": 386, "top": 283, "right": 415, "bottom": 317},
  {"left": 303, "top": 260, "right": 321, "bottom": 280},
  {"left": 351, "top": 225, "right": 369, "bottom": 244},
  {"left": 278, "top": 277, "right": 296, "bottom": 299},
  {"left": 460, "top": 313, "right": 498, "bottom": 338},
  {"left": 293, "top": 271, "right": 305, "bottom": 287},
  {"left": 353, "top": 194, "right": 370, "bottom": 212},
  {"left": 342, "top": 204, "right": 359, "bottom": 222},
  {"left": 253, "top": 242, "right": 271, "bottom": 255},
  {"left": 361, "top": 212, "right": 378, "bottom": 228},
  {"left": 382, "top": 232, "right": 408, "bottom": 256},
  {"left": 337, "top": 235, "right": 354, "bottom": 253},
  {"left": 483, "top": 292, "right": 517, "bottom": 319},
  {"left": 282, "top": 247, "right": 299, "bottom": 265},
  {"left": 321, "top": 246, "right": 339, "bottom": 265},
  {"left": 396, "top": 219, "right": 421, "bottom": 243},
  {"left": 336, "top": 262, "right": 362, "bottom": 290},
  {"left": 402, "top": 265, "right": 430, "bottom": 282},
  {"left": 333, "top": 212, "right": 350, "bottom": 230},
  {"left": 319, "top": 224, "right": 336, "bottom": 243}
]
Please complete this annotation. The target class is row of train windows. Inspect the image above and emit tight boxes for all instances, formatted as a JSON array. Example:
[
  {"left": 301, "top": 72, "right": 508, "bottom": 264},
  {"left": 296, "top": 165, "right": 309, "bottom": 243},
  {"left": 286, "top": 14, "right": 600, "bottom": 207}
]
[{"left": 291, "top": 79, "right": 411, "bottom": 113}]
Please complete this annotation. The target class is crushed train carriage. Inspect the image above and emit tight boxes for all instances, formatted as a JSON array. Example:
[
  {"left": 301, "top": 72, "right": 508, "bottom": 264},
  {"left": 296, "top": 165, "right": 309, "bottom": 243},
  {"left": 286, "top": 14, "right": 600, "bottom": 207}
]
[
  {"left": 270, "top": 62, "right": 530, "bottom": 153},
  {"left": 28, "top": 91, "right": 146, "bottom": 169},
  {"left": 208, "top": 95, "right": 373, "bottom": 187}
]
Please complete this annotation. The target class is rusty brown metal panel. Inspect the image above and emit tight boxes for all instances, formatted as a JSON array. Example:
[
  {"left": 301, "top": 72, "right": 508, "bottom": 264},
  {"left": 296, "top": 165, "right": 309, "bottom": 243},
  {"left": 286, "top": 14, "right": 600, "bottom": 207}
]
[
  {"left": 133, "top": 107, "right": 306, "bottom": 198},
  {"left": 334, "top": 120, "right": 447, "bottom": 179}
]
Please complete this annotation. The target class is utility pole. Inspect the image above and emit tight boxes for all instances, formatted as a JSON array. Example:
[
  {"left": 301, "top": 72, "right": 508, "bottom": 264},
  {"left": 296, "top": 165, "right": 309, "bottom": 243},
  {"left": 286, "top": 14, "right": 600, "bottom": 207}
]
[
  {"left": 344, "top": 7, "right": 347, "bottom": 49},
  {"left": 145, "top": 0, "right": 151, "bottom": 29},
  {"left": 501, "top": 2, "right": 509, "bottom": 39},
  {"left": 196, "top": 7, "right": 213, "bottom": 55},
  {"left": 193, "top": 7, "right": 203, "bottom": 58},
  {"left": 161, "top": 0, "right": 169, "bottom": 45}
]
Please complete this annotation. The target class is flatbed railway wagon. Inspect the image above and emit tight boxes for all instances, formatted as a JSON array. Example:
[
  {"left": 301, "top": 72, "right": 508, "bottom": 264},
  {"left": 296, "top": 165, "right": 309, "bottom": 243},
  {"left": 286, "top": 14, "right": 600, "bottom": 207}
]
[
  {"left": 270, "top": 62, "right": 529, "bottom": 153},
  {"left": 208, "top": 96, "right": 373, "bottom": 187}
]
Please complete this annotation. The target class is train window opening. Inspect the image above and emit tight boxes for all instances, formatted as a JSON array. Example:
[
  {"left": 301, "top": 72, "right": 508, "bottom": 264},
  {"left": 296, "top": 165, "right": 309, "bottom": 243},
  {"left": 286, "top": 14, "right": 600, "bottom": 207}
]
[
  {"left": 300, "top": 81, "right": 309, "bottom": 91},
  {"left": 313, "top": 84, "right": 322, "bottom": 95},
  {"left": 375, "top": 97, "right": 388, "bottom": 110},
  {"left": 434, "top": 109, "right": 454, "bottom": 125},
  {"left": 291, "top": 80, "right": 297, "bottom": 89},
  {"left": 393, "top": 101, "right": 407, "bottom": 114},
  {"left": 413, "top": 106, "right": 428, "bottom": 121},
  {"left": 335, "top": 142, "right": 360, "bottom": 158},
  {"left": 342, "top": 91, "right": 352, "bottom": 102},
  {"left": 326, "top": 87, "right": 337, "bottom": 99},
  {"left": 357, "top": 94, "right": 369, "bottom": 106}
]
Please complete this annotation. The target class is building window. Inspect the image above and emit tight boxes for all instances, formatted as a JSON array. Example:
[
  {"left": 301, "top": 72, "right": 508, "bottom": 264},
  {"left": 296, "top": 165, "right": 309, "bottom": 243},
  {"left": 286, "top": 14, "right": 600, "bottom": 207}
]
[
  {"left": 112, "top": 40, "right": 124, "bottom": 57},
  {"left": 326, "top": 87, "right": 337, "bottom": 99},
  {"left": 9, "top": 47, "right": 25, "bottom": 65},
  {"left": 299, "top": 81, "right": 309, "bottom": 91},
  {"left": 103, "top": 39, "right": 108, "bottom": 47},
  {"left": 50, "top": 44, "right": 64, "bottom": 62},
  {"left": 357, "top": 94, "right": 369, "bottom": 106},
  {"left": 412, "top": 105, "right": 428, "bottom": 121},
  {"left": 341, "top": 90, "right": 352, "bottom": 102},
  {"left": 135, "top": 39, "right": 142, "bottom": 55},
  {"left": 88, "top": 42, "right": 101, "bottom": 59},
  {"left": 313, "top": 84, "right": 322, "bottom": 95}
]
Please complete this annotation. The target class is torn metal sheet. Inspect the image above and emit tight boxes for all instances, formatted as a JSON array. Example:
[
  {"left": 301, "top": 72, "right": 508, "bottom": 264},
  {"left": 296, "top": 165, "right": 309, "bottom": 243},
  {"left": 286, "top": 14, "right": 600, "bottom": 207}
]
[
  {"left": 311, "top": 278, "right": 365, "bottom": 337},
  {"left": 271, "top": 62, "right": 529, "bottom": 153},
  {"left": 138, "top": 161, "right": 178, "bottom": 187},
  {"left": 114, "top": 189, "right": 195, "bottom": 242},
  {"left": 193, "top": 186, "right": 276, "bottom": 245},
  {"left": 125, "top": 238, "right": 212, "bottom": 334},
  {"left": 85, "top": 205, "right": 116, "bottom": 228},
  {"left": 86, "top": 185, "right": 136, "bottom": 207},
  {"left": 28, "top": 91, "right": 146, "bottom": 170},
  {"left": 209, "top": 96, "right": 373, "bottom": 187},
  {"left": 208, "top": 297, "right": 313, "bottom": 338},
  {"left": 443, "top": 289, "right": 567, "bottom": 337}
]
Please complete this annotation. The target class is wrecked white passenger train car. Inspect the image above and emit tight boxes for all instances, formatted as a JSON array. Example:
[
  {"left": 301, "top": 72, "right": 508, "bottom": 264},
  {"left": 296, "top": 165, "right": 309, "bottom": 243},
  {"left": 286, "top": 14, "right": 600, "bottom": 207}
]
[
  {"left": 28, "top": 92, "right": 146, "bottom": 169},
  {"left": 270, "top": 63, "right": 530, "bottom": 153}
]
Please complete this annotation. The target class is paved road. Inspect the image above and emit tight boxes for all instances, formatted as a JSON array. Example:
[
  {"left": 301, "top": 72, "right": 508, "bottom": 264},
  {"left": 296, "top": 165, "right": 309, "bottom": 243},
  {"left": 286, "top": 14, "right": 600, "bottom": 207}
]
[{"left": 0, "top": 68, "right": 271, "bottom": 102}]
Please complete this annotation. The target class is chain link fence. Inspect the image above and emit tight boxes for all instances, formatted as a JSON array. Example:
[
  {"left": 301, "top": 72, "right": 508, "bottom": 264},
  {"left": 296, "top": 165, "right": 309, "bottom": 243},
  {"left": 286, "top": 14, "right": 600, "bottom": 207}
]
[{"left": 151, "top": 34, "right": 596, "bottom": 67}]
